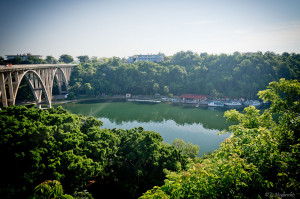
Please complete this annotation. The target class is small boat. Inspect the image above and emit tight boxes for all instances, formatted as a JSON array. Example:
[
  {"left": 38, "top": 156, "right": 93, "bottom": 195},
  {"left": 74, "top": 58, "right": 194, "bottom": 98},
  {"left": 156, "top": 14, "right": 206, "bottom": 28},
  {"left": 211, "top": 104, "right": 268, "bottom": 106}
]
[
  {"left": 208, "top": 101, "right": 224, "bottom": 107},
  {"left": 224, "top": 101, "right": 242, "bottom": 106}
]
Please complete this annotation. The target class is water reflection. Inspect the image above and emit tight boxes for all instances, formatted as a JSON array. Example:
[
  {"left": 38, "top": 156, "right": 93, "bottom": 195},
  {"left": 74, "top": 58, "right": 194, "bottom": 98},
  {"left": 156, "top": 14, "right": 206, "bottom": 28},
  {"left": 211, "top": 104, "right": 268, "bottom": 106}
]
[
  {"left": 61, "top": 100, "right": 230, "bottom": 131},
  {"left": 59, "top": 100, "right": 232, "bottom": 156}
]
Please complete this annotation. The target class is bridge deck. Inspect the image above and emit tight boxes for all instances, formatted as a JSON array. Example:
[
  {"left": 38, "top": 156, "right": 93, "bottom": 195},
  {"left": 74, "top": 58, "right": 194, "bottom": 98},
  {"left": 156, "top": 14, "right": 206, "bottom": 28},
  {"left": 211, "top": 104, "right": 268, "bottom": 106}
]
[{"left": 0, "top": 64, "right": 77, "bottom": 72}]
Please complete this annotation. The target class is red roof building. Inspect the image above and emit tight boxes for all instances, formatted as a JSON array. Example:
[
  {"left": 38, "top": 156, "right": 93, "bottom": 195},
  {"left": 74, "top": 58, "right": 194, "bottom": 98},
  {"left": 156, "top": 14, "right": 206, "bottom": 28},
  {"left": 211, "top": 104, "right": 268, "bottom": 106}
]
[{"left": 179, "top": 94, "right": 210, "bottom": 100}]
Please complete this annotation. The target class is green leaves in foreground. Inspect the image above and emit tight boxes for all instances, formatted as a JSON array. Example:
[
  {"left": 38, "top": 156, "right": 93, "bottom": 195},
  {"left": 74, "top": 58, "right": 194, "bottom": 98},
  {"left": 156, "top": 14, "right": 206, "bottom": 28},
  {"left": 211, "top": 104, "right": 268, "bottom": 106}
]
[
  {"left": 33, "top": 180, "right": 72, "bottom": 199},
  {"left": 0, "top": 105, "right": 188, "bottom": 198},
  {"left": 141, "top": 79, "right": 300, "bottom": 198}
]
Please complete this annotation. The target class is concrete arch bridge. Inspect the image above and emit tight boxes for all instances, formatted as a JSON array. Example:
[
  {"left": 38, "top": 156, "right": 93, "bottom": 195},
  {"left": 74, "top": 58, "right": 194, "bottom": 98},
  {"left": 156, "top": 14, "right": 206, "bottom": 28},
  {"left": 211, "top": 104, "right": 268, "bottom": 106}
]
[{"left": 0, "top": 64, "right": 77, "bottom": 108}]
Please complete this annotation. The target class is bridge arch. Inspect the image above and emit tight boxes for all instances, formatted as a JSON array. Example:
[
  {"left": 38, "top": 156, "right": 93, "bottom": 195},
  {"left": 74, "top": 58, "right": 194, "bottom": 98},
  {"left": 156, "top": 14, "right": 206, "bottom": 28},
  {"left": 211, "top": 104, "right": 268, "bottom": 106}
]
[
  {"left": 52, "top": 68, "right": 68, "bottom": 96},
  {"left": 14, "top": 70, "right": 51, "bottom": 108},
  {"left": 0, "top": 64, "right": 75, "bottom": 109}
]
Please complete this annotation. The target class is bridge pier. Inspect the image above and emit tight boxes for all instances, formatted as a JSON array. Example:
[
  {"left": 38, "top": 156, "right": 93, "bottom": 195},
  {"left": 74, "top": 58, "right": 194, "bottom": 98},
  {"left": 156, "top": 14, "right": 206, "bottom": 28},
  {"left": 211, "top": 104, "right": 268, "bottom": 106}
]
[
  {"left": 0, "top": 64, "right": 76, "bottom": 109},
  {"left": 0, "top": 73, "right": 8, "bottom": 107}
]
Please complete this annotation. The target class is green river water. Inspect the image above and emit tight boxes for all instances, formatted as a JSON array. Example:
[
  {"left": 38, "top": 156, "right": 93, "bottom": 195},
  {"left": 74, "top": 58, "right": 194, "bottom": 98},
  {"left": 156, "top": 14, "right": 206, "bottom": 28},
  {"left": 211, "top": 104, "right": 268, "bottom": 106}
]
[{"left": 58, "top": 100, "right": 232, "bottom": 156}]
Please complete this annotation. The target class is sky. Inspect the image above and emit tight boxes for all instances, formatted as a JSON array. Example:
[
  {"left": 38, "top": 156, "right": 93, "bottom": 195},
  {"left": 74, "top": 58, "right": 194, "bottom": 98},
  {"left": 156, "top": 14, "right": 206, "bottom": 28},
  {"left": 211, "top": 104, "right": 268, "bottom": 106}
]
[{"left": 1, "top": 0, "right": 300, "bottom": 59}]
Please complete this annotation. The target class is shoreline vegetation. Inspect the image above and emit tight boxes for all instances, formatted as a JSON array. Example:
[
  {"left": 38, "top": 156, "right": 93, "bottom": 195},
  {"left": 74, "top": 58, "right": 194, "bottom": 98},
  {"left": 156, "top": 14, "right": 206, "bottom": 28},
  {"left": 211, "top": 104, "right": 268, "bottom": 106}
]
[
  {"left": 12, "top": 51, "right": 300, "bottom": 109},
  {"left": 16, "top": 94, "right": 268, "bottom": 109}
]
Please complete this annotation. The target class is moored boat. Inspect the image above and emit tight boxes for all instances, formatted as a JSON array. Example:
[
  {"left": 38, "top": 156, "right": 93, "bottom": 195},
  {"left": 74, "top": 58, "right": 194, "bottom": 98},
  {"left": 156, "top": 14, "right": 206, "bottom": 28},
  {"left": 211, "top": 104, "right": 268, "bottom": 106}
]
[
  {"left": 224, "top": 101, "right": 242, "bottom": 106},
  {"left": 208, "top": 101, "right": 224, "bottom": 107}
]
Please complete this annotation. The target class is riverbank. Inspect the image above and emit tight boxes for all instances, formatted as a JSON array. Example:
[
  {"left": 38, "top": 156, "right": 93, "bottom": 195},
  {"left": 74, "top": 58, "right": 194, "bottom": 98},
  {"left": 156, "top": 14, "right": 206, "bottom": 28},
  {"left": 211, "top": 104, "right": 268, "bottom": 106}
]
[{"left": 15, "top": 94, "right": 269, "bottom": 110}]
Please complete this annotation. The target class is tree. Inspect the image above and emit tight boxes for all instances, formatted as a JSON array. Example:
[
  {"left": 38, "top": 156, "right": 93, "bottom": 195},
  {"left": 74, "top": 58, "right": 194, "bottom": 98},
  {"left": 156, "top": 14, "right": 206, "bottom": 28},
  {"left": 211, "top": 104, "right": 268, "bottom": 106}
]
[
  {"left": 0, "top": 56, "right": 5, "bottom": 65},
  {"left": 10, "top": 56, "right": 23, "bottom": 64},
  {"left": 77, "top": 55, "right": 90, "bottom": 63},
  {"left": 211, "top": 89, "right": 221, "bottom": 99},
  {"left": 153, "top": 83, "right": 160, "bottom": 94},
  {"left": 45, "top": 56, "right": 57, "bottom": 64},
  {"left": 91, "top": 56, "right": 100, "bottom": 64},
  {"left": 22, "top": 56, "right": 45, "bottom": 64},
  {"left": 172, "top": 138, "right": 199, "bottom": 159},
  {"left": 59, "top": 54, "right": 74, "bottom": 63},
  {"left": 163, "top": 86, "right": 169, "bottom": 95},
  {"left": 108, "top": 56, "right": 121, "bottom": 66},
  {"left": 84, "top": 83, "right": 94, "bottom": 96},
  {"left": 33, "top": 180, "right": 72, "bottom": 199}
]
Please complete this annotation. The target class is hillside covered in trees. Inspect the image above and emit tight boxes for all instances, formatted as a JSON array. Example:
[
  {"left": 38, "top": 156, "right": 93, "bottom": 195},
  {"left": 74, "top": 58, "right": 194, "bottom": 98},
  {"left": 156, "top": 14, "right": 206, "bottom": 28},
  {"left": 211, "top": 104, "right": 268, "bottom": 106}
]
[
  {"left": 2, "top": 51, "right": 299, "bottom": 101},
  {"left": 68, "top": 51, "right": 300, "bottom": 99}
]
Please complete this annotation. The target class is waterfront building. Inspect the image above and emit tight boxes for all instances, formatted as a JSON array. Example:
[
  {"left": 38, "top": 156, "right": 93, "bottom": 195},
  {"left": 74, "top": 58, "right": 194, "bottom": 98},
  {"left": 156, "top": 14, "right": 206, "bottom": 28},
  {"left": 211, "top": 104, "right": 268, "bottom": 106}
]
[{"left": 179, "top": 94, "right": 210, "bottom": 101}]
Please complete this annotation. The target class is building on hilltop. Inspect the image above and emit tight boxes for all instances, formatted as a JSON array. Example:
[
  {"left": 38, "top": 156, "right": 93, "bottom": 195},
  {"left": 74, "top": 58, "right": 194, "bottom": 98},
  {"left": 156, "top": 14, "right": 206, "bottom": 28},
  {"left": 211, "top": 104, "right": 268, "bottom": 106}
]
[
  {"left": 6, "top": 53, "right": 42, "bottom": 60},
  {"left": 128, "top": 54, "right": 164, "bottom": 63},
  {"left": 128, "top": 56, "right": 136, "bottom": 63}
]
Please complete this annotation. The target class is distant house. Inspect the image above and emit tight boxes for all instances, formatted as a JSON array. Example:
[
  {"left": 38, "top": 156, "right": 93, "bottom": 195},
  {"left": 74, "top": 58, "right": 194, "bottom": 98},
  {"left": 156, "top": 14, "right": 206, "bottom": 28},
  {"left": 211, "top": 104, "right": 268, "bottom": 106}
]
[
  {"left": 6, "top": 53, "right": 42, "bottom": 60},
  {"left": 179, "top": 94, "right": 210, "bottom": 102},
  {"left": 128, "top": 54, "right": 164, "bottom": 63}
]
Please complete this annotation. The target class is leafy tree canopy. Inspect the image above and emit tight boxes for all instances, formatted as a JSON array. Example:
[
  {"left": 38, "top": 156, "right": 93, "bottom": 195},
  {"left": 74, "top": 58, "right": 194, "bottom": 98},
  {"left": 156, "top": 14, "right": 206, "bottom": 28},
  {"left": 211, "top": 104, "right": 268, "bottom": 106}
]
[
  {"left": 77, "top": 55, "right": 90, "bottom": 63},
  {"left": 59, "top": 54, "right": 74, "bottom": 63},
  {"left": 140, "top": 79, "right": 300, "bottom": 198},
  {"left": 0, "top": 105, "right": 188, "bottom": 198},
  {"left": 67, "top": 51, "right": 300, "bottom": 99}
]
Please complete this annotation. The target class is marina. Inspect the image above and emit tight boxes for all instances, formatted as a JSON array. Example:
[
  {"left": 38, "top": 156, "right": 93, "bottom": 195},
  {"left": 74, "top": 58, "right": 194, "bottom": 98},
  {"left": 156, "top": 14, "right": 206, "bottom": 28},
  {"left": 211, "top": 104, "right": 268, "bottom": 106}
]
[{"left": 126, "top": 95, "right": 266, "bottom": 109}]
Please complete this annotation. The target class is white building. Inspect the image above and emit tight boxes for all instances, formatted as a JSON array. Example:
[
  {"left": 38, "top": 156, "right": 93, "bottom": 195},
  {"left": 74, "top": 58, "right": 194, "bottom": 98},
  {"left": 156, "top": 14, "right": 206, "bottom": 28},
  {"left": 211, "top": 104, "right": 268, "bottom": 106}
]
[
  {"left": 6, "top": 53, "right": 42, "bottom": 60},
  {"left": 128, "top": 54, "right": 164, "bottom": 63},
  {"left": 128, "top": 57, "right": 136, "bottom": 63}
]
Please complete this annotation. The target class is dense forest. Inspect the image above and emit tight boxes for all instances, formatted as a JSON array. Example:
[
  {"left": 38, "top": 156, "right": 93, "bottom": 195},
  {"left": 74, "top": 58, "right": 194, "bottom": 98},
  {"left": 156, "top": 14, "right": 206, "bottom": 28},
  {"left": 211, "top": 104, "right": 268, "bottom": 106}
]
[
  {"left": 67, "top": 51, "right": 300, "bottom": 99},
  {"left": 0, "top": 105, "right": 191, "bottom": 198},
  {"left": 0, "top": 79, "right": 299, "bottom": 198},
  {"left": 2, "top": 51, "right": 299, "bottom": 100}
]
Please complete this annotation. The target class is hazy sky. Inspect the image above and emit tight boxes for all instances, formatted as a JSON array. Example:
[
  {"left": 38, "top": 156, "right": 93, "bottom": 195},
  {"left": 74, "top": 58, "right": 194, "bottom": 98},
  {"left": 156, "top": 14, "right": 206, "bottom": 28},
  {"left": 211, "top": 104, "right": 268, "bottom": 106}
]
[{"left": 1, "top": 0, "right": 300, "bottom": 59}]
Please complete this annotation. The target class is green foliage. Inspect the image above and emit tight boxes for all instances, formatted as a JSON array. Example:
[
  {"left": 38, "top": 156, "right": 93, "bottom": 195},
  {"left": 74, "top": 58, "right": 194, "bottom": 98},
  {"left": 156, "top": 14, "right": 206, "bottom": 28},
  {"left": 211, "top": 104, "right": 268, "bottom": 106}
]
[
  {"left": 59, "top": 54, "right": 74, "bottom": 64},
  {"left": 172, "top": 138, "right": 199, "bottom": 159},
  {"left": 258, "top": 78, "right": 300, "bottom": 116},
  {"left": 33, "top": 180, "right": 73, "bottom": 199},
  {"left": 0, "top": 56, "right": 5, "bottom": 65},
  {"left": 77, "top": 56, "right": 90, "bottom": 63},
  {"left": 45, "top": 56, "right": 57, "bottom": 64},
  {"left": 153, "top": 83, "right": 160, "bottom": 93},
  {"left": 68, "top": 51, "right": 300, "bottom": 98},
  {"left": 88, "top": 127, "right": 188, "bottom": 198},
  {"left": 140, "top": 79, "right": 300, "bottom": 198},
  {"left": 163, "top": 86, "right": 169, "bottom": 95},
  {"left": 0, "top": 106, "right": 188, "bottom": 198},
  {"left": 3, "top": 56, "right": 46, "bottom": 65}
]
